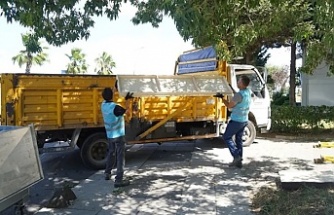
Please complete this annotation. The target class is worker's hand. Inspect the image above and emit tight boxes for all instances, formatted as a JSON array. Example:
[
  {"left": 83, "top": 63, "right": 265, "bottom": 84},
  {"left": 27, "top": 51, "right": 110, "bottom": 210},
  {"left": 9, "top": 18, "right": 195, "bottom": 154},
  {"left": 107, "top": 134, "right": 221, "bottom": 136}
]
[
  {"left": 214, "top": 92, "right": 224, "bottom": 98},
  {"left": 125, "top": 92, "right": 134, "bottom": 100}
]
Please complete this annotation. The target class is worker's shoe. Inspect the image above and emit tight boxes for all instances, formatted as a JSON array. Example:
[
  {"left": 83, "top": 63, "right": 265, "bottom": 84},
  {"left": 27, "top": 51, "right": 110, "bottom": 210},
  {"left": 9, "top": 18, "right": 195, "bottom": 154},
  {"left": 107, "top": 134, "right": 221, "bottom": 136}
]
[
  {"left": 235, "top": 160, "right": 243, "bottom": 169},
  {"left": 105, "top": 173, "right": 112, "bottom": 180},
  {"left": 114, "top": 179, "right": 130, "bottom": 188},
  {"left": 229, "top": 156, "right": 242, "bottom": 168}
]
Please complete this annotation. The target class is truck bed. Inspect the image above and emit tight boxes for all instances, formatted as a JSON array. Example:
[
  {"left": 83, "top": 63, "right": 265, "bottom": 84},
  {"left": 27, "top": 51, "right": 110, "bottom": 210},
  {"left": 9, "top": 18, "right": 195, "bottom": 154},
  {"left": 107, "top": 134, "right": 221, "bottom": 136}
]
[{"left": 1, "top": 74, "right": 229, "bottom": 132}]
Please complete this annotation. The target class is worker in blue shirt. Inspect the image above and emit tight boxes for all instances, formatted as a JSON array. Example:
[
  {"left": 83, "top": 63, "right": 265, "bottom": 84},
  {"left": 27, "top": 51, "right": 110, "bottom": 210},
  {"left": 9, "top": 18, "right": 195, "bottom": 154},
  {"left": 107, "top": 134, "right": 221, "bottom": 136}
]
[
  {"left": 216, "top": 75, "right": 251, "bottom": 168},
  {"left": 101, "top": 87, "right": 133, "bottom": 188}
]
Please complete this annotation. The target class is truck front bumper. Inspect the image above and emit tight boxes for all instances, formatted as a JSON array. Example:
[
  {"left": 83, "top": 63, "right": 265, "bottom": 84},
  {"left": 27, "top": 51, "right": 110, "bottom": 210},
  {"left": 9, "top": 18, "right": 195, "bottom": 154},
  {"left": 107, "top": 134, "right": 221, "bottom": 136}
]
[{"left": 260, "top": 118, "right": 271, "bottom": 133}]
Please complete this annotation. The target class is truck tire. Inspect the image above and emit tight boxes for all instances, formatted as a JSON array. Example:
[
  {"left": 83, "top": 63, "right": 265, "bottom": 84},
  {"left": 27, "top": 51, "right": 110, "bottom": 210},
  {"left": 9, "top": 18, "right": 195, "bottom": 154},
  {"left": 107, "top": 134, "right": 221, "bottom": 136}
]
[
  {"left": 242, "top": 120, "right": 256, "bottom": 147},
  {"left": 80, "top": 132, "right": 108, "bottom": 170}
]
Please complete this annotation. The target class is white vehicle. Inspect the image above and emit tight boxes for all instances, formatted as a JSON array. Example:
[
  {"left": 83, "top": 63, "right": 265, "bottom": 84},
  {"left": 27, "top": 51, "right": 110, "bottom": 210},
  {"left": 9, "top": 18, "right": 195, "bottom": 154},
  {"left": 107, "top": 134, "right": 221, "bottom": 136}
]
[{"left": 175, "top": 47, "right": 271, "bottom": 146}]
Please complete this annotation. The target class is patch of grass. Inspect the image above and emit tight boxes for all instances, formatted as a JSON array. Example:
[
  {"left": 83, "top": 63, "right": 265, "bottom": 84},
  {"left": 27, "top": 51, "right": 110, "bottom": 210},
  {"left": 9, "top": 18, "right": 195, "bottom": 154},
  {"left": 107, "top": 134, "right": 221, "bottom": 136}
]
[{"left": 251, "top": 186, "right": 334, "bottom": 215}]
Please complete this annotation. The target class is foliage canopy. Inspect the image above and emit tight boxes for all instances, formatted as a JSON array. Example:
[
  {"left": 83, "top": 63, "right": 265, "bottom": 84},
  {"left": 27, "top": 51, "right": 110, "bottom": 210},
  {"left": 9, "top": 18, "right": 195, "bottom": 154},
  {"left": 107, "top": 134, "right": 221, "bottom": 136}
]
[{"left": 2, "top": 0, "right": 334, "bottom": 73}]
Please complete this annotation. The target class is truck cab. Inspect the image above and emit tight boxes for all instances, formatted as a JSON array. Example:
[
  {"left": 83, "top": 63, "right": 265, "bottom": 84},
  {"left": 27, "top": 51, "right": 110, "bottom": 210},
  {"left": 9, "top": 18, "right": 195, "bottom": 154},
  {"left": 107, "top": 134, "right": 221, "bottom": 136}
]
[
  {"left": 175, "top": 46, "right": 271, "bottom": 146},
  {"left": 229, "top": 64, "right": 271, "bottom": 145}
]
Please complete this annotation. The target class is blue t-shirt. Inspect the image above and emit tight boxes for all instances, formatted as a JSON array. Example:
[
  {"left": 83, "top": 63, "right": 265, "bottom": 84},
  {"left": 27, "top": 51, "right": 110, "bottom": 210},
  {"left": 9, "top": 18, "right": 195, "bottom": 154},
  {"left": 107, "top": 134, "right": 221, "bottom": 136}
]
[{"left": 101, "top": 101, "right": 126, "bottom": 138}]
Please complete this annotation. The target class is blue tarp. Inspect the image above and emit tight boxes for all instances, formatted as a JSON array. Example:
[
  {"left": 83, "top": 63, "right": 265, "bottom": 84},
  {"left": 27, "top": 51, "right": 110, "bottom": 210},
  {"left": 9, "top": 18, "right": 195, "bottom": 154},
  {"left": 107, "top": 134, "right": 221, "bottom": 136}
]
[{"left": 177, "top": 46, "right": 218, "bottom": 74}]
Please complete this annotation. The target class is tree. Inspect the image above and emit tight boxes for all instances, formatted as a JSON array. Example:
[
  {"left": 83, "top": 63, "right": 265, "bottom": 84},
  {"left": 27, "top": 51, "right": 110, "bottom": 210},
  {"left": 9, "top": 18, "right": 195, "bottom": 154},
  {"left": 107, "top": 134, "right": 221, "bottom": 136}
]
[
  {"left": 231, "top": 46, "right": 271, "bottom": 67},
  {"left": 1, "top": 1, "right": 323, "bottom": 107},
  {"left": 3, "top": 1, "right": 334, "bottom": 80},
  {"left": 289, "top": 42, "right": 297, "bottom": 106},
  {"left": 133, "top": 1, "right": 312, "bottom": 60},
  {"left": 285, "top": 42, "right": 303, "bottom": 105},
  {"left": 255, "top": 46, "right": 271, "bottom": 67},
  {"left": 131, "top": 0, "right": 321, "bottom": 107},
  {"left": 0, "top": 0, "right": 139, "bottom": 46},
  {"left": 65, "top": 48, "right": 88, "bottom": 74},
  {"left": 267, "top": 66, "right": 290, "bottom": 93},
  {"left": 12, "top": 33, "right": 48, "bottom": 73},
  {"left": 94, "top": 52, "right": 116, "bottom": 75}
]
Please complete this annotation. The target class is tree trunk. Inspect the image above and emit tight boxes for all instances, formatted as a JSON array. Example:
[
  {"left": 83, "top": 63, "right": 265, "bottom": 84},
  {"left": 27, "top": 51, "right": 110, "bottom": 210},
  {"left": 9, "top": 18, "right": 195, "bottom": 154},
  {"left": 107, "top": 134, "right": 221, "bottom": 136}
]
[
  {"left": 244, "top": 53, "right": 252, "bottom": 64},
  {"left": 289, "top": 42, "right": 297, "bottom": 106},
  {"left": 26, "top": 54, "right": 32, "bottom": 74}
]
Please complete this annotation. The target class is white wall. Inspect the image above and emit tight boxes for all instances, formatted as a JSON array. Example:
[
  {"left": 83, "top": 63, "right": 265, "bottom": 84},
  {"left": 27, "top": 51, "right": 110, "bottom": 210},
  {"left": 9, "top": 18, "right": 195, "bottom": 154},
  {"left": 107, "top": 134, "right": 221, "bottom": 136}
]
[{"left": 302, "top": 62, "right": 334, "bottom": 106}]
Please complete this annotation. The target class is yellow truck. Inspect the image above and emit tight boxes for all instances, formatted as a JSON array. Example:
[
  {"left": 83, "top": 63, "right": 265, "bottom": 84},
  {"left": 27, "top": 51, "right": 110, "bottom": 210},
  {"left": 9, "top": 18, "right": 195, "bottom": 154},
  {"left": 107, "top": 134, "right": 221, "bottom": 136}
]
[
  {"left": 0, "top": 47, "right": 271, "bottom": 170},
  {"left": 0, "top": 72, "right": 232, "bottom": 169}
]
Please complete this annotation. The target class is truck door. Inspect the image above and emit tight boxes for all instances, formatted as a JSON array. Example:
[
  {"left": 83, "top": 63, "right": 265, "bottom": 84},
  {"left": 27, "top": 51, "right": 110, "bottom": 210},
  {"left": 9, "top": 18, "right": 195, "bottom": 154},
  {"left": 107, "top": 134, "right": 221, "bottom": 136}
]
[{"left": 233, "top": 67, "right": 271, "bottom": 130}]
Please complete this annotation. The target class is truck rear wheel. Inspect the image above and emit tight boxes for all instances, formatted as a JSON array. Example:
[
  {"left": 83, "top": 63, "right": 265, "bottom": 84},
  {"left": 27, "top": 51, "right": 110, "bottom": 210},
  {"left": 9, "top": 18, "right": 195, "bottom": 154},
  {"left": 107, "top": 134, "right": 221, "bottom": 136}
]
[
  {"left": 242, "top": 120, "right": 256, "bottom": 147},
  {"left": 80, "top": 132, "right": 108, "bottom": 170}
]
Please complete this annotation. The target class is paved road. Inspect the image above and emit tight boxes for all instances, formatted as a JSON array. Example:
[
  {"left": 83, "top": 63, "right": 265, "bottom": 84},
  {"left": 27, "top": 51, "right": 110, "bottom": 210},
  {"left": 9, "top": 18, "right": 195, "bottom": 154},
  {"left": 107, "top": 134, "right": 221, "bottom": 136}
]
[
  {"left": 34, "top": 137, "right": 334, "bottom": 215},
  {"left": 2, "top": 137, "right": 334, "bottom": 215}
]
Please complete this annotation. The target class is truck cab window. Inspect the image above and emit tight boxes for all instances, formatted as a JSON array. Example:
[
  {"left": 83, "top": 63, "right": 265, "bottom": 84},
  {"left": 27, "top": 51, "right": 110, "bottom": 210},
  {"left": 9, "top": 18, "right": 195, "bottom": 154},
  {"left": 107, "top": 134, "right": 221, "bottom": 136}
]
[{"left": 237, "top": 71, "right": 265, "bottom": 99}]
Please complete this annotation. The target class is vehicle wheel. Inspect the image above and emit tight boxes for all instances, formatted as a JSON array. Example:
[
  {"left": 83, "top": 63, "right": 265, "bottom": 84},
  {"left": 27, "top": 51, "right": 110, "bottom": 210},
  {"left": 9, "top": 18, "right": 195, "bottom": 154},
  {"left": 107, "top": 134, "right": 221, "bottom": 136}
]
[
  {"left": 242, "top": 120, "right": 256, "bottom": 147},
  {"left": 219, "top": 123, "right": 225, "bottom": 134},
  {"left": 80, "top": 132, "right": 108, "bottom": 170}
]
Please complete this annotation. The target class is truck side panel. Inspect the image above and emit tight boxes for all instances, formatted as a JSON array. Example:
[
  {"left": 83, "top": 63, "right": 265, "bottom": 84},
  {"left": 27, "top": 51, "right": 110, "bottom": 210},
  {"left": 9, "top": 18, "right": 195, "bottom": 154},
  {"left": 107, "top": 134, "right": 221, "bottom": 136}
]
[
  {"left": 139, "top": 96, "right": 224, "bottom": 122},
  {"left": 1, "top": 74, "right": 115, "bottom": 130}
]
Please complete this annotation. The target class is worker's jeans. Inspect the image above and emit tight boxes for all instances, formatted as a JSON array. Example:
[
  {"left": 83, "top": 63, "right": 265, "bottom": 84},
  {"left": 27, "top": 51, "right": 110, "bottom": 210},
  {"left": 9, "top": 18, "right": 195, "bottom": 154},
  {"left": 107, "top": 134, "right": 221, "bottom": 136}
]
[
  {"left": 223, "top": 120, "right": 248, "bottom": 159},
  {"left": 105, "top": 136, "right": 126, "bottom": 183}
]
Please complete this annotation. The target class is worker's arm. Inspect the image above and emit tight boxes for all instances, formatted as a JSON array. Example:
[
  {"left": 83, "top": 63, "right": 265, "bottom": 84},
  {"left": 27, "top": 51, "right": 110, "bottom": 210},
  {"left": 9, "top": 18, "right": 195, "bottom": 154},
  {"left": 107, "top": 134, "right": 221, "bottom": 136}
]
[
  {"left": 114, "top": 92, "right": 134, "bottom": 116},
  {"left": 114, "top": 105, "right": 126, "bottom": 116},
  {"left": 221, "top": 93, "right": 242, "bottom": 109},
  {"left": 124, "top": 99, "right": 131, "bottom": 115},
  {"left": 221, "top": 98, "right": 236, "bottom": 109}
]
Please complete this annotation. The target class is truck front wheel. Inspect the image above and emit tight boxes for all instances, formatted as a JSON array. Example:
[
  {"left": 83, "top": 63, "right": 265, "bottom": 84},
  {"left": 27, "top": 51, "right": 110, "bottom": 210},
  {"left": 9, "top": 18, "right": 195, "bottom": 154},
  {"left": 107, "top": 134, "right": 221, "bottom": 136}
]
[
  {"left": 80, "top": 132, "right": 108, "bottom": 170},
  {"left": 242, "top": 120, "right": 256, "bottom": 147}
]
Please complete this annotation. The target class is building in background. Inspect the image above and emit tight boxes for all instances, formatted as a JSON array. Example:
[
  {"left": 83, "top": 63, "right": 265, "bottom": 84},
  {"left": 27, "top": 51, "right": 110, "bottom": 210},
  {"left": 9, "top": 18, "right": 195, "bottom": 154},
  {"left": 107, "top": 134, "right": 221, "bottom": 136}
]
[{"left": 301, "top": 62, "right": 334, "bottom": 106}]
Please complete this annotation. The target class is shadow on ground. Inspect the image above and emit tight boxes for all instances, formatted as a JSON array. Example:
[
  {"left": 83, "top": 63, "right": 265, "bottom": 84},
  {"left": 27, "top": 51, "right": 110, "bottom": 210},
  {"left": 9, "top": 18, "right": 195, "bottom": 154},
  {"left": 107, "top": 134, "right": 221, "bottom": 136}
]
[{"left": 98, "top": 137, "right": 314, "bottom": 214}]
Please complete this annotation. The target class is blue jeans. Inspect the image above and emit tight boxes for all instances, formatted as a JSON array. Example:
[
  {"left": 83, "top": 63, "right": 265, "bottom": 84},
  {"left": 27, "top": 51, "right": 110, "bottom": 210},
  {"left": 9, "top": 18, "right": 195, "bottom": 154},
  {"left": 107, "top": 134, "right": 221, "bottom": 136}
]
[
  {"left": 223, "top": 120, "right": 248, "bottom": 159},
  {"left": 105, "top": 136, "right": 126, "bottom": 183}
]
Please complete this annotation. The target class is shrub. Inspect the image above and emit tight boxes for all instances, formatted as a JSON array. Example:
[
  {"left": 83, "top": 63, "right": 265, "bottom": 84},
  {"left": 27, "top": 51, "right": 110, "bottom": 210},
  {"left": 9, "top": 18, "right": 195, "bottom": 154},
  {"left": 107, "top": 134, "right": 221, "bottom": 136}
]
[
  {"left": 271, "top": 105, "right": 334, "bottom": 133},
  {"left": 271, "top": 91, "right": 289, "bottom": 106}
]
